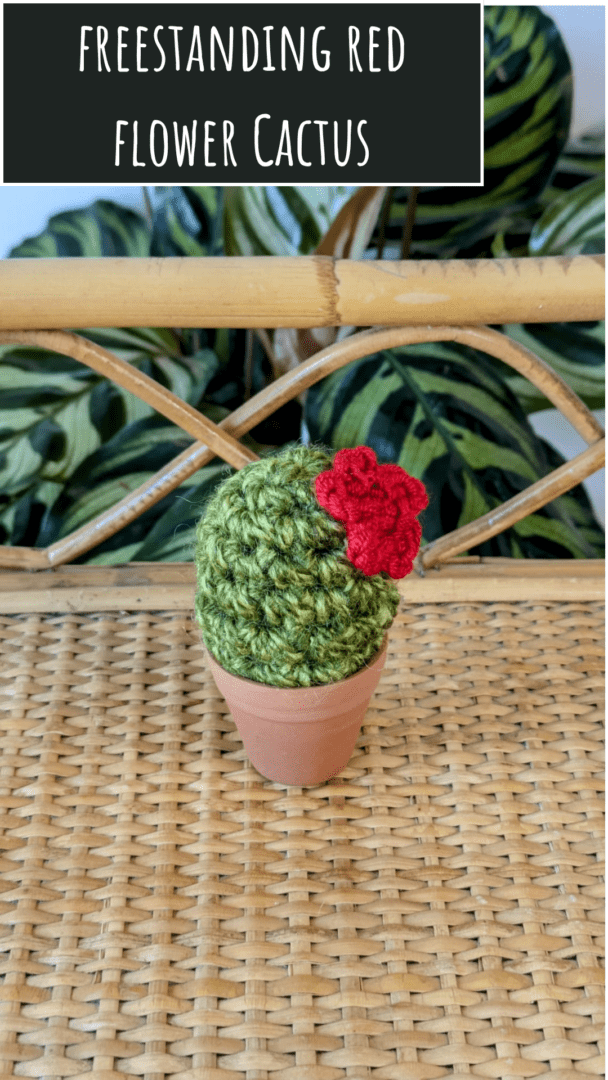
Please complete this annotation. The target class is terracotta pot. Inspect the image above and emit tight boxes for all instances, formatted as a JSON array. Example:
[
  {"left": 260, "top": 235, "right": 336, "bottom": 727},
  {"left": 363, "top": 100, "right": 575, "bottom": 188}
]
[{"left": 206, "top": 636, "right": 388, "bottom": 786}]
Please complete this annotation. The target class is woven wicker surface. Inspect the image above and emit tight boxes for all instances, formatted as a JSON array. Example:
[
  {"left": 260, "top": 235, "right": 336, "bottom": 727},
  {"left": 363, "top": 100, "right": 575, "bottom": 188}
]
[{"left": 0, "top": 591, "right": 604, "bottom": 1079}]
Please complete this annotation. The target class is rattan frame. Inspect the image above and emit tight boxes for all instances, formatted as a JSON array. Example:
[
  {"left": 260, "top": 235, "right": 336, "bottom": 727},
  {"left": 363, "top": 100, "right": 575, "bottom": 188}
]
[{"left": 0, "top": 256, "right": 604, "bottom": 569}]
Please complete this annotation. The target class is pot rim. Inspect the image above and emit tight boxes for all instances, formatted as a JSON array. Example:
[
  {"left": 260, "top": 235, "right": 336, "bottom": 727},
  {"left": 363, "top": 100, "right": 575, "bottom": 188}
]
[{"left": 205, "top": 632, "right": 389, "bottom": 698}]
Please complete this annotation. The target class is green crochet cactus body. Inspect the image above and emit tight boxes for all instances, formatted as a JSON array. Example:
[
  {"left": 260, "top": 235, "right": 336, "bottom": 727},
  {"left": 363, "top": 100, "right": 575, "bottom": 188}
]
[{"left": 194, "top": 446, "right": 399, "bottom": 687}]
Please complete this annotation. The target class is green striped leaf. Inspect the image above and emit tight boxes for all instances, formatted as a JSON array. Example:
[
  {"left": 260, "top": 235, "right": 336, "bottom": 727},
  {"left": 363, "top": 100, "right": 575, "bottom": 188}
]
[
  {"left": 496, "top": 175, "right": 605, "bottom": 413},
  {"left": 529, "top": 173, "right": 605, "bottom": 255},
  {"left": 81, "top": 460, "right": 228, "bottom": 566},
  {"left": 543, "top": 127, "right": 605, "bottom": 200},
  {"left": 376, "top": 7, "right": 572, "bottom": 259},
  {"left": 1, "top": 188, "right": 225, "bottom": 555},
  {"left": 9, "top": 199, "right": 151, "bottom": 258},
  {"left": 149, "top": 187, "right": 224, "bottom": 256},
  {"left": 33, "top": 414, "right": 229, "bottom": 564},
  {"left": 224, "top": 186, "right": 357, "bottom": 256},
  {"left": 0, "top": 346, "right": 216, "bottom": 546},
  {"left": 498, "top": 320, "right": 605, "bottom": 414},
  {"left": 304, "top": 342, "right": 604, "bottom": 559}
]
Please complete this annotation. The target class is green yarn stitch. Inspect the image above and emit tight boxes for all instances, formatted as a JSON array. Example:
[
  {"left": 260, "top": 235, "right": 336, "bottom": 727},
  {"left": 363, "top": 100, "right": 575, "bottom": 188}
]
[{"left": 194, "top": 445, "right": 400, "bottom": 688}]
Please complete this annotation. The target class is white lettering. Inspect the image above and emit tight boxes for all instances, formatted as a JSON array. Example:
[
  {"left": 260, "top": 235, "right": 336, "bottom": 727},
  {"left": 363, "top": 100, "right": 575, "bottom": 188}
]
[
  {"left": 211, "top": 26, "right": 233, "bottom": 70},
  {"left": 115, "top": 120, "right": 128, "bottom": 165},
  {"left": 263, "top": 25, "right": 275, "bottom": 71},
  {"left": 132, "top": 120, "right": 145, "bottom": 167},
  {"left": 297, "top": 120, "right": 311, "bottom": 166},
  {"left": 312, "top": 27, "right": 330, "bottom": 71},
  {"left": 388, "top": 26, "right": 405, "bottom": 71},
  {"left": 334, "top": 120, "right": 352, "bottom": 166},
  {"left": 169, "top": 26, "right": 183, "bottom": 71},
  {"left": 136, "top": 26, "right": 148, "bottom": 71},
  {"left": 174, "top": 121, "right": 198, "bottom": 166},
  {"left": 254, "top": 114, "right": 273, "bottom": 166},
  {"left": 242, "top": 27, "right": 258, "bottom": 72},
  {"left": 314, "top": 120, "right": 328, "bottom": 165},
  {"left": 204, "top": 120, "right": 216, "bottom": 166},
  {"left": 275, "top": 119, "right": 293, "bottom": 166},
  {"left": 150, "top": 120, "right": 169, "bottom": 167},
  {"left": 117, "top": 26, "right": 129, "bottom": 72},
  {"left": 97, "top": 26, "right": 110, "bottom": 73},
  {"left": 223, "top": 120, "right": 237, "bottom": 166},
  {"left": 369, "top": 27, "right": 381, "bottom": 72},
  {"left": 187, "top": 26, "right": 204, "bottom": 71},
  {"left": 282, "top": 27, "right": 304, "bottom": 71},
  {"left": 357, "top": 120, "right": 369, "bottom": 166},
  {"left": 154, "top": 26, "right": 166, "bottom": 71},
  {"left": 348, "top": 26, "right": 362, "bottom": 72},
  {"left": 79, "top": 26, "right": 92, "bottom": 71}
]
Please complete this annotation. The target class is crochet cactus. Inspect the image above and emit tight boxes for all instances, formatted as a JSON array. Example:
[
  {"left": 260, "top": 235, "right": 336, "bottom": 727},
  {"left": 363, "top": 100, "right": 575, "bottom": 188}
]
[{"left": 195, "top": 444, "right": 427, "bottom": 688}]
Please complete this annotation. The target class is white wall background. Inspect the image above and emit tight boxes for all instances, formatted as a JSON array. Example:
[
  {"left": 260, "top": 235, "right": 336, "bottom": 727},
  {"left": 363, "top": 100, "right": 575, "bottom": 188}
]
[
  {"left": 0, "top": 7, "right": 604, "bottom": 523},
  {"left": 540, "top": 5, "right": 605, "bottom": 137}
]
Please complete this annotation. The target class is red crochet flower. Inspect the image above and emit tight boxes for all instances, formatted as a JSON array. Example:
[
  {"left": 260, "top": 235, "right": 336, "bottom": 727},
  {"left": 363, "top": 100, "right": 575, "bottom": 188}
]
[{"left": 315, "top": 446, "right": 428, "bottom": 578}]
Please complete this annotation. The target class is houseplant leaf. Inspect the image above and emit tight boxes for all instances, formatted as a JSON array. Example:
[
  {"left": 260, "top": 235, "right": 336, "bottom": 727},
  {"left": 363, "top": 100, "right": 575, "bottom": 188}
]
[
  {"left": 375, "top": 6, "right": 573, "bottom": 259},
  {"left": 0, "top": 341, "right": 217, "bottom": 545},
  {"left": 495, "top": 174, "right": 605, "bottom": 412},
  {"left": 544, "top": 126, "right": 605, "bottom": 198},
  {"left": 32, "top": 414, "right": 229, "bottom": 563},
  {"left": 10, "top": 199, "right": 151, "bottom": 258},
  {"left": 0, "top": 193, "right": 229, "bottom": 554},
  {"left": 304, "top": 342, "right": 604, "bottom": 559},
  {"left": 498, "top": 321, "right": 605, "bottom": 414},
  {"left": 224, "top": 186, "right": 357, "bottom": 256},
  {"left": 149, "top": 186, "right": 224, "bottom": 256},
  {"left": 528, "top": 172, "right": 605, "bottom": 255}
]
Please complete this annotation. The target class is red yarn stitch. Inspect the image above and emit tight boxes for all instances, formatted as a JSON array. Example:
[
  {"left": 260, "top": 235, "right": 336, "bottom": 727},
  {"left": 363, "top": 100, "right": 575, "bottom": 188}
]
[{"left": 315, "top": 446, "right": 428, "bottom": 578}]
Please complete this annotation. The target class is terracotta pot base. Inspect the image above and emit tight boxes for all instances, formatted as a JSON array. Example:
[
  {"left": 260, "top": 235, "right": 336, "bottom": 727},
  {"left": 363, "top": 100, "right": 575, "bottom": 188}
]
[{"left": 206, "top": 637, "right": 388, "bottom": 786}]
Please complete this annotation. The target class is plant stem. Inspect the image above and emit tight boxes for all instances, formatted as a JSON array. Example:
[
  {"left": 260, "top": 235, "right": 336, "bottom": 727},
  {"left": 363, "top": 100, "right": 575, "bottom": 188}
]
[
  {"left": 141, "top": 187, "right": 153, "bottom": 227},
  {"left": 400, "top": 187, "right": 419, "bottom": 259},
  {"left": 376, "top": 187, "right": 396, "bottom": 260}
]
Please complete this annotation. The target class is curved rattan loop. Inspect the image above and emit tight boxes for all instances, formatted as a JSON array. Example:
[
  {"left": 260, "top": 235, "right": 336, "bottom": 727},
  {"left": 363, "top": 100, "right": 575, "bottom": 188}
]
[
  {"left": 0, "top": 329, "right": 258, "bottom": 470},
  {"left": 0, "top": 324, "right": 603, "bottom": 569}
]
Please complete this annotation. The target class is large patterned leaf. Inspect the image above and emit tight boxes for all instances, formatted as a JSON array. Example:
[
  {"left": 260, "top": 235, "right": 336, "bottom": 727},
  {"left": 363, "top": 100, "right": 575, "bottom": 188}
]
[
  {"left": 528, "top": 173, "right": 605, "bottom": 256},
  {"left": 498, "top": 321, "right": 605, "bottom": 414},
  {"left": 304, "top": 342, "right": 604, "bottom": 559},
  {"left": 493, "top": 175, "right": 605, "bottom": 413},
  {"left": 375, "top": 7, "right": 573, "bottom": 259},
  {"left": 150, "top": 184, "right": 349, "bottom": 259},
  {"left": 542, "top": 127, "right": 605, "bottom": 203},
  {"left": 9, "top": 199, "right": 151, "bottom": 258},
  {"left": 224, "top": 186, "right": 357, "bottom": 256},
  {"left": 0, "top": 345, "right": 219, "bottom": 547},
  {"left": 31, "top": 415, "right": 230, "bottom": 564},
  {"left": 149, "top": 187, "right": 224, "bottom": 256},
  {"left": 1, "top": 193, "right": 229, "bottom": 556}
]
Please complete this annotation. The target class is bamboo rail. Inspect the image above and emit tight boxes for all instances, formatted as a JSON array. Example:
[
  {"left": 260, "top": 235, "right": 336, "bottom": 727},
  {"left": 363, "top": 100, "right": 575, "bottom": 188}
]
[
  {"left": 0, "top": 253, "right": 604, "bottom": 328},
  {"left": 0, "top": 558, "right": 603, "bottom": 614}
]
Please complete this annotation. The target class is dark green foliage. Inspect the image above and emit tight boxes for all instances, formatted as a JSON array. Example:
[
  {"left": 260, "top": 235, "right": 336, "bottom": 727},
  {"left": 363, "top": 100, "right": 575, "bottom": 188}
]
[
  {"left": 11, "top": 200, "right": 151, "bottom": 259},
  {"left": 304, "top": 343, "right": 604, "bottom": 560},
  {"left": 376, "top": 7, "right": 573, "bottom": 261}
]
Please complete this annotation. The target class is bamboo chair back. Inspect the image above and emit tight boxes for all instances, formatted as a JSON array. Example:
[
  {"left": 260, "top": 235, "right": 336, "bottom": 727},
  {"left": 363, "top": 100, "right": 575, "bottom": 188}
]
[{"left": 0, "top": 255, "right": 604, "bottom": 569}]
